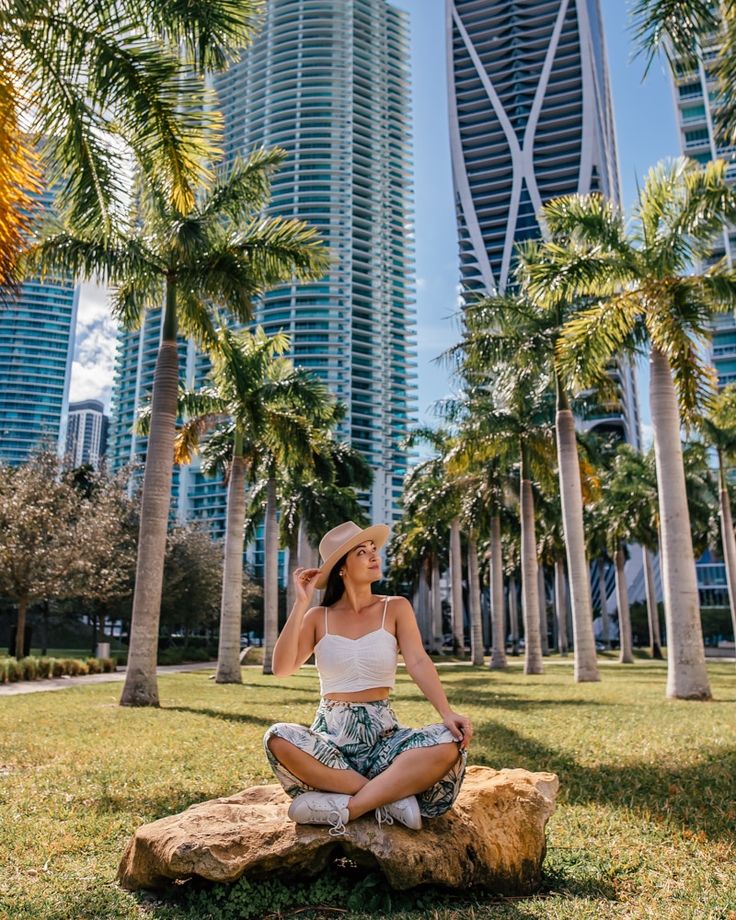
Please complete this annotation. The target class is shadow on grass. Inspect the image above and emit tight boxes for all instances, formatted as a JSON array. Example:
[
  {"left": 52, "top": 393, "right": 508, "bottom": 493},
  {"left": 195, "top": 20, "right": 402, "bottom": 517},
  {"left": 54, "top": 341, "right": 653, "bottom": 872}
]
[
  {"left": 163, "top": 705, "right": 273, "bottom": 727},
  {"left": 397, "top": 690, "right": 606, "bottom": 709},
  {"left": 472, "top": 719, "right": 736, "bottom": 843}
]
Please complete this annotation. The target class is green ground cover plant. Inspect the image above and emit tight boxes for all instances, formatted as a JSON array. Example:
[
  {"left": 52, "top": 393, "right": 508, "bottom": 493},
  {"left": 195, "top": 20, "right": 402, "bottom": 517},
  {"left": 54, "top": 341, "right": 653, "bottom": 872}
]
[
  {"left": 0, "top": 655, "right": 117, "bottom": 683},
  {"left": 0, "top": 661, "right": 734, "bottom": 919}
]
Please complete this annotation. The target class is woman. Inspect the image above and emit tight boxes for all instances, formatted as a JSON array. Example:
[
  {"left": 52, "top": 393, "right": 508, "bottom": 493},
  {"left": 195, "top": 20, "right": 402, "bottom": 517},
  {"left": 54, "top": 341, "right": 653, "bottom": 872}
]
[{"left": 264, "top": 520, "right": 472, "bottom": 837}]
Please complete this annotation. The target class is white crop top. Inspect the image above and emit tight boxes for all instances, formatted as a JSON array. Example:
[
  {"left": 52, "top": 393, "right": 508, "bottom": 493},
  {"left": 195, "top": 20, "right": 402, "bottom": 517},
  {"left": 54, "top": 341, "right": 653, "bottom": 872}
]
[{"left": 314, "top": 596, "right": 398, "bottom": 696}]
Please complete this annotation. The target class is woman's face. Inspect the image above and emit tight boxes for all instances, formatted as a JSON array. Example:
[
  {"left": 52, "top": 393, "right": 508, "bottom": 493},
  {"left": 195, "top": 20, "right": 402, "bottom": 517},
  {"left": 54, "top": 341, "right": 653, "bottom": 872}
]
[{"left": 344, "top": 540, "right": 381, "bottom": 585}]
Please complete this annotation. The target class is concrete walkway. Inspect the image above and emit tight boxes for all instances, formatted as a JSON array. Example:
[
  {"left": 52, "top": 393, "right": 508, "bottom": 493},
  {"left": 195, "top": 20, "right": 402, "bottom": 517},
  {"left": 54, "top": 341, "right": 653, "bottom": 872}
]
[{"left": 0, "top": 661, "right": 222, "bottom": 696}]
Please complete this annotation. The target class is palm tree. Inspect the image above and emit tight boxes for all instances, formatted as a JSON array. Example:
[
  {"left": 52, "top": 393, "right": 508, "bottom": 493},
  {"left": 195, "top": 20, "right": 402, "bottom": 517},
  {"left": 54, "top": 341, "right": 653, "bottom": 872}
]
[
  {"left": 2, "top": 0, "right": 263, "bottom": 256},
  {"left": 698, "top": 385, "right": 736, "bottom": 646},
  {"left": 279, "top": 440, "right": 373, "bottom": 616},
  {"left": 444, "top": 294, "right": 601, "bottom": 681},
  {"left": 442, "top": 382, "right": 556, "bottom": 676},
  {"left": 526, "top": 158, "right": 736, "bottom": 699},
  {"left": 390, "top": 449, "right": 453, "bottom": 652},
  {"left": 174, "top": 329, "right": 337, "bottom": 680},
  {"left": 632, "top": 1, "right": 736, "bottom": 146},
  {"left": 30, "top": 150, "right": 329, "bottom": 705}
]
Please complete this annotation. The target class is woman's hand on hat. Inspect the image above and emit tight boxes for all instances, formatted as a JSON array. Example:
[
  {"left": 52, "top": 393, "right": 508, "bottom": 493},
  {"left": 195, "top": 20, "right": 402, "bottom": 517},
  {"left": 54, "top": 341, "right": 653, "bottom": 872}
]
[
  {"left": 442, "top": 711, "right": 473, "bottom": 750},
  {"left": 294, "top": 567, "right": 321, "bottom": 604}
]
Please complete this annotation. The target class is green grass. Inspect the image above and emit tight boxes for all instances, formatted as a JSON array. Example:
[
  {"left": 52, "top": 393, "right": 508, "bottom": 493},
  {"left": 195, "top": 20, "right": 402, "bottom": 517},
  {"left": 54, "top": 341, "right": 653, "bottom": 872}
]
[{"left": 0, "top": 660, "right": 734, "bottom": 919}]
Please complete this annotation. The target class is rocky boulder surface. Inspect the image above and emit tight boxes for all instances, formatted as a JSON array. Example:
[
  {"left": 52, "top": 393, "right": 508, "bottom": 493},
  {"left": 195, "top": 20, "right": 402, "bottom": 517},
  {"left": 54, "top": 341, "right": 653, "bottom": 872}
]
[{"left": 118, "top": 765, "right": 559, "bottom": 894}]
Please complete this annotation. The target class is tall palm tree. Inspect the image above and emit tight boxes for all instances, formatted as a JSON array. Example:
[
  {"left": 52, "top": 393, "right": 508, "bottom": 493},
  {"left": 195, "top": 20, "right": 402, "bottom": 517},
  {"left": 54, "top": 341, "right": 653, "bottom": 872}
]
[
  {"left": 2, "top": 0, "right": 263, "bottom": 253},
  {"left": 526, "top": 158, "right": 736, "bottom": 699},
  {"left": 175, "top": 331, "right": 337, "bottom": 679},
  {"left": 279, "top": 440, "right": 373, "bottom": 616},
  {"left": 697, "top": 384, "right": 736, "bottom": 646},
  {"left": 444, "top": 294, "right": 601, "bottom": 681},
  {"left": 30, "top": 150, "right": 329, "bottom": 705}
]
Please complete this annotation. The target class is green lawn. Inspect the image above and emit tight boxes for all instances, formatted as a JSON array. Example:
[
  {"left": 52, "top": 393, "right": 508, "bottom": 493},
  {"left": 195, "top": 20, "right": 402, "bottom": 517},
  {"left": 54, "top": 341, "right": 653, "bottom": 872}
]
[{"left": 1, "top": 660, "right": 734, "bottom": 919}]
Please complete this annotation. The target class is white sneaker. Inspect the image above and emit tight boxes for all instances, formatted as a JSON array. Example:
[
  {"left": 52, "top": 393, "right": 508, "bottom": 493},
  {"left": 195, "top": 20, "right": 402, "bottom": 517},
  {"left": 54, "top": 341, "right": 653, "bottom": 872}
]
[
  {"left": 288, "top": 792, "right": 351, "bottom": 837},
  {"left": 375, "top": 795, "right": 422, "bottom": 830}
]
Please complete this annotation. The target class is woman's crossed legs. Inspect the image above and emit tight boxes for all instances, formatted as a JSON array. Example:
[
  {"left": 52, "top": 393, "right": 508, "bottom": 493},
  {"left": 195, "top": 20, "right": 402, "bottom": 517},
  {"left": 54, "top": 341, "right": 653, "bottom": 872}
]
[{"left": 266, "top": 734, "right": 460, "bottom": 820}]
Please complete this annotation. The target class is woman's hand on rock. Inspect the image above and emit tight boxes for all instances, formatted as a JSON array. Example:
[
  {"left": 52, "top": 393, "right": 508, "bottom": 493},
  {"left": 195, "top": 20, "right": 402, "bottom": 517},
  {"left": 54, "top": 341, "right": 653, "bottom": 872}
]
[
  {"left": 443, "top": 711, "right": 473, "bottom": 750},
  {"left": 293, "top": 567, "right": 321, "bottom": 606}
]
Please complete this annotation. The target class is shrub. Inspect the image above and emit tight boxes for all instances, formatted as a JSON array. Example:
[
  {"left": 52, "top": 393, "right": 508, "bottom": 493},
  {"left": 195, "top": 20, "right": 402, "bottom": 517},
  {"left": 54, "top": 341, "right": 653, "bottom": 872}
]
[
  {"left": 5, "top": 658, "right": 21, "bottom": 682},
  {"left": 36, "top": 658, "right": 52, "bottom": 679},
  {"left": 51, "top": 659, "right": 65, "bottom": 678},
  {"left": 19, "top": 657, "right": 38, "bottom": 681},
  {"left": 85, "top": 657, "right": 101, "bottom": 675},
  {"left": 0, "top": 660, "right": 6, "bottom": 684},
  {"left": 100, "top": 657, "right": 116, "bottom": 673}
]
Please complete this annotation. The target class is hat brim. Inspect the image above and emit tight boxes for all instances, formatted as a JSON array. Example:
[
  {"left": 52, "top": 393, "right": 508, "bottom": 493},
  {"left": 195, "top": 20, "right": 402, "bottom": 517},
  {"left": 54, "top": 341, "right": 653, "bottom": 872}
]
[{"left": 314, "top": 524, "right": 390, "bottom": 589}]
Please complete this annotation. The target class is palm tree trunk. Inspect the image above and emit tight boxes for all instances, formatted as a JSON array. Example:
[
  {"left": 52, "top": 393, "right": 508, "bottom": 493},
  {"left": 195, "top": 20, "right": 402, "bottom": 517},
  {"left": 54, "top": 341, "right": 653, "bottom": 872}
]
[
  {"left": 286, "top": 526, "right": 299, "bottom": 619},
  {"left": 509, "top": 574, "right": 519, "bottom": 656},
  {"left": 14, "top": 596, "right": 28, "bottom": 659},
  {"left": 467, "top": 533, "right": 484, "bottom": 665},
  {"left": 555, "top": 558, "right": 568, "bottom": 655},
  {"left": 215, "top": 441, "right": 245, "bottom": 684},
  {"left": 717, "top": 453, "right": 736, "bottom": 650},
  {"left": 120, "top": 282, "right": 179, "bottom": 707},
  {"left": 430, "top": 551, "right": 443, "bottom": 653},
  {"left": 615, "top": 545, "right": 634, "bottom": 664},
  {"left": 649, "top": 347, "right": 711, "bottom": 699},
  {"left": 520, "top": 446, "right": 543, "bottom": 675},
  {"left": 556, "top": 392, "right": 600, "bottom": 681},
  {"left": 417, "top": 558, "right": 432, "bottom": 649},
  {"left": 643, "top": 547, "right": 663, "bottom": 659},
  {"left": 262, "top": 477, "right": 279, "bottom": 675},
  {"left": 449, "top": 516, "right": 464, "bottom": 657},
  {"left": 597, "top": 558, "right": 611, "bottom": 649},
  {"left": 489, "top": 514, "right": 507, "bottom": 669},
  {"left": 538, "top": 566, "right": 550, "bottom": 656}
]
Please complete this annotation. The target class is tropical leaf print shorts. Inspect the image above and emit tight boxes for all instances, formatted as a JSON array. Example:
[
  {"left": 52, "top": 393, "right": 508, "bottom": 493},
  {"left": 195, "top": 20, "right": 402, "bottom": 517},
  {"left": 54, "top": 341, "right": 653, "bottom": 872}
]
[{"left": 263, "top": 698, "right": 466, "bottom": 818}]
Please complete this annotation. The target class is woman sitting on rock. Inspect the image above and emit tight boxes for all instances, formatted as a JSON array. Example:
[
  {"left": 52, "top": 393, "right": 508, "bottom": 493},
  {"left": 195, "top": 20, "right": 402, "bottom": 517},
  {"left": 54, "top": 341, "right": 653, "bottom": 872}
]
[{"left": 264, "top": 520, "right": 472, "bottom": 837}]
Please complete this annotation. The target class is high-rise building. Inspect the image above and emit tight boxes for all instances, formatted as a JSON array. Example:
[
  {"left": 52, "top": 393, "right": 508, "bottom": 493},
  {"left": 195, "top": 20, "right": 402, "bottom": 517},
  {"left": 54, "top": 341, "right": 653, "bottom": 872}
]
[
  {"left": 670, "top": 31, "right": 736, "bottom": 387},
  {"left": 448, "top": 0, "right": 620, "bottom": 294},
  {"left": 0, "top": 188, "right": 79, "bottom": 466},
  {"left": 108, "top": 0, "right": 416, "bottom": 561},
  {"left": 447, "top": 0, "right": 639, "bottom": 446},
  {"left": 670, "top": 30, "right": 735, "bottom": 609},
  {"left": 66, "top": 399, "right": 109, "bottom": 468}
]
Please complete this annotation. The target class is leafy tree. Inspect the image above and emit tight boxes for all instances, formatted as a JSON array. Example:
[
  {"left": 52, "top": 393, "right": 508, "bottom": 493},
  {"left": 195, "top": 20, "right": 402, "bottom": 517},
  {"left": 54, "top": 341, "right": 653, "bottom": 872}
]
[
  {"left": 29, "top": 150, "right": 329, "bottom": 705},
  {"left": 0, "top": 453, "right": 77, "bottom": 656},
  {"left": 525, "top": 158, "right": 736, "bottom": 699}
]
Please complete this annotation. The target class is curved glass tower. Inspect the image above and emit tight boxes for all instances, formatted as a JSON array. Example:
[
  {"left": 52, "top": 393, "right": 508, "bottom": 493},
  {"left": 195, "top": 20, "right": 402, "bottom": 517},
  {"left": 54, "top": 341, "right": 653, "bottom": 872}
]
[
  {"left": 447, "top": 0, "right": 620, "bottom": 295},
  {"left": 108, "top": 0, "right": 416, "bottom": 545}
]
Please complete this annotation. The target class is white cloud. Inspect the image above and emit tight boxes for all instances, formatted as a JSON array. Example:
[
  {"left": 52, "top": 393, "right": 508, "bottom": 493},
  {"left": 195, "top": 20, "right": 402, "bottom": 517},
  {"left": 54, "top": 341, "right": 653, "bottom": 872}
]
[
  {"left": 640, "top": 422, "right": 654, "bottom": 450},
  {"left": 69, "top": 281, "right": 118, "bottom": 410}
]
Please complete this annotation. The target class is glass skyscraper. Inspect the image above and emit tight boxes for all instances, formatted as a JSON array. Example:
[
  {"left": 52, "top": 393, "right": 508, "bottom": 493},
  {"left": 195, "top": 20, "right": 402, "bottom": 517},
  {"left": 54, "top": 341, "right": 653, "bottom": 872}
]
[
  {"left": 0, "top": 188, "right": 79, "bottom": 466},
  {"left": 670, "top": 29, "right": 735, "bottom": 609},
  {"left": 66, "top": 399, "right": 109, "bottom": 468},
  {"left": 108, "top": 0, "right": 416, "bottom": 552},
  {"left": 447, "top": 0, "right": 639, "bottom": 446}
]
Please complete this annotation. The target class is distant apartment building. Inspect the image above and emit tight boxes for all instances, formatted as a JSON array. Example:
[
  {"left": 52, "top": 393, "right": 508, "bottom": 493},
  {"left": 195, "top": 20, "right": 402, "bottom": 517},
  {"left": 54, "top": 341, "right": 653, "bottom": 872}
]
[
  {"left": 107, "top": 0, "right": 416, "bottom": 574},
  {"left": 670, "top": 29, "right": 736, "bottom": 610},
  {"left": 446, "top": 0, "right": 640, "bottom": 448},
  {"left": 66, "top": 399, "right": 109, "bottom": 468},
  {"left": 0, "top": 187, "right": 78, "bottom": 466}
]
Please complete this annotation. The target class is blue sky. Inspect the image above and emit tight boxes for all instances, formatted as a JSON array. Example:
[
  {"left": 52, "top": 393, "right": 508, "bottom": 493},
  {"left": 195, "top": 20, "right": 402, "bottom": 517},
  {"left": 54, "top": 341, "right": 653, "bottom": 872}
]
[{"left": 72, "top": 0, "right": 682, "bottom": 442}]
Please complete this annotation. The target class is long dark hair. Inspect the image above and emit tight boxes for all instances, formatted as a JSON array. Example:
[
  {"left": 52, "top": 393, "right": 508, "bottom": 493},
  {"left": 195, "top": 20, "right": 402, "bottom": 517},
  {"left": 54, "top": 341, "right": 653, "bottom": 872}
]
[{"left": 322, "top": 552, "right": 348, "bottom": 607}]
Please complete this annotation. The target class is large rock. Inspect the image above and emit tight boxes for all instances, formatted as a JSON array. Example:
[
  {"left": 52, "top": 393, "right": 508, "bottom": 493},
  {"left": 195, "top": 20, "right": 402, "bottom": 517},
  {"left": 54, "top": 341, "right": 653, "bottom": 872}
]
[{"left": 118, "top": 765, "right": 559, "bottom": 894}]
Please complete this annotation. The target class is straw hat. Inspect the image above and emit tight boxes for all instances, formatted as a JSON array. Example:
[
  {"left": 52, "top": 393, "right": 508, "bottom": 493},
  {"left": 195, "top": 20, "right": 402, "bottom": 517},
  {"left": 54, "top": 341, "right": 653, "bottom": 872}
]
[{"left": 314, "top": 521, "right": 390, "bottom": 589}]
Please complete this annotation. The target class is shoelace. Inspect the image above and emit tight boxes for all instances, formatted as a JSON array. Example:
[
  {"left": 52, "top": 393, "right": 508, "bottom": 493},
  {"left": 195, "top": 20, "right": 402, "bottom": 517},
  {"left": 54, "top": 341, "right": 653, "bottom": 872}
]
[
  {"left": 375, "top": 806, "right": 394, "bottom": 829},
  {"left": 328, "top": 809, "right": 347, "bottom": 837}
]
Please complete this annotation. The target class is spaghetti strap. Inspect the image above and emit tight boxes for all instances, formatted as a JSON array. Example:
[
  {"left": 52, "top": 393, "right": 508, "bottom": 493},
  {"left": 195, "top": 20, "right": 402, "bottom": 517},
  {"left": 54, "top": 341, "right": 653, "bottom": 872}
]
[
  {"left": 323, "top": 606, "right": 329, "bottom": 635},
  {"left": 381, "top": 595, "right": 390, "bottom": 629}
]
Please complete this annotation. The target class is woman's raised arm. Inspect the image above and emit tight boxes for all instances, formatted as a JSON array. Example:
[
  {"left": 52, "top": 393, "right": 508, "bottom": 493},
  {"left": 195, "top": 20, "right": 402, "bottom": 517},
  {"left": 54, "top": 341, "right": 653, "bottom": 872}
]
[{"left": 271, "top": 567, "right": 321, "bottom": 676}]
